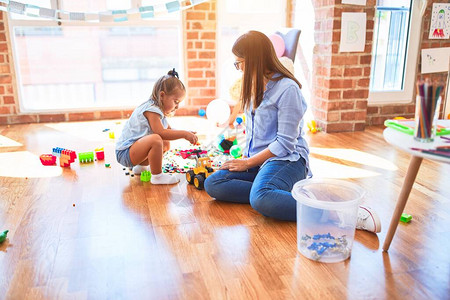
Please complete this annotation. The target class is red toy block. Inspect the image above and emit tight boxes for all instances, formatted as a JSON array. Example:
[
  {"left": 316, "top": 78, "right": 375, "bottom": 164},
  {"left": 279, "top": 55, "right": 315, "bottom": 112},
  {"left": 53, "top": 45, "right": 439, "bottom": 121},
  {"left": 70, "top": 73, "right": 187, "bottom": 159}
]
[
  {"left": 179, "top": 149, "right": 208, "bottom": 159},
  {"left": 95, "top": 148, "right": 105, "bottom": 160},
  {"left": 40, "top": 154, "right": 56, "bottom": 166},
  {"left": 60, "top": 149, "right": 77, "bottom": 167}
]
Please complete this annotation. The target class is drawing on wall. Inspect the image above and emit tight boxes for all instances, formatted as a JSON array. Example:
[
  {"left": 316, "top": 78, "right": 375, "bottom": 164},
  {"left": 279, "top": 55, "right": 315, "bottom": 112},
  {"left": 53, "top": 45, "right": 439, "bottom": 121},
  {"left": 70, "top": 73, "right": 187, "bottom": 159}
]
[
  {"left": 421, "top": 47, "right": 450, "bottom": 74},
  {"left": 339, "top": 12, "right": 366, "bottom": 52},
  {"left": 429, "top": 3, "right": 450, "bottom": 39}
]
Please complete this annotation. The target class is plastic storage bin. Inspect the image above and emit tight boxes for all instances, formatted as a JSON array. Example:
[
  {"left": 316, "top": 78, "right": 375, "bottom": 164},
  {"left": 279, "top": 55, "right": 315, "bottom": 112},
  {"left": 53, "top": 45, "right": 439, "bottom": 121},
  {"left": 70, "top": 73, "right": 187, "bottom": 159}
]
[{"left": 292, "top": 179, "right": 365, "bottom": 263}]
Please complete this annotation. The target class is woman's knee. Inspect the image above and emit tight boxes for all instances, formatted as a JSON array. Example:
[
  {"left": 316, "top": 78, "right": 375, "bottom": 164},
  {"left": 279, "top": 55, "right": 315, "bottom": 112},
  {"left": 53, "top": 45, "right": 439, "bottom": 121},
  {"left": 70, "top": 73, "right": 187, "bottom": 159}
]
[
  {"left": 204, "top": 170, "right": 227, "bottom": 198},
  {"left": 249, "top": 187, "right": 272, "bottom": 215},
  {"left": 204, "top": 172, "right": 219, "bottom": 194}
]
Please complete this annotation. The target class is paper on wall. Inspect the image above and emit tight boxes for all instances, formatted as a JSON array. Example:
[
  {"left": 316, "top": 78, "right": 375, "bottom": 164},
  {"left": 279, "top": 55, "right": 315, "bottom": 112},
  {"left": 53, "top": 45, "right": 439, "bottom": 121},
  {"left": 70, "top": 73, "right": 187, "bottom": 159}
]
[
  {"left": 339, "top": 12, "right": 366, "bottom": 52},
  {"left": 421, "top": 47, "right": 450, "bottom": 74},
  {"left": 342, "top": 0, "right": 366, "bottom": 6},
  {"left": 429, "top": 3, "right": 450, "bottom": 40}
]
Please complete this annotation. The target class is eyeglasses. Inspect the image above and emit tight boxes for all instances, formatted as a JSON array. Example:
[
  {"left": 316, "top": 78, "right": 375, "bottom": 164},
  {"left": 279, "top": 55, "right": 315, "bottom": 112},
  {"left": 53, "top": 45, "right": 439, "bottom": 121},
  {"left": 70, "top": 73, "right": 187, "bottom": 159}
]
[{"left": 233, "top": 61, "right": 243, "bottom": 70}]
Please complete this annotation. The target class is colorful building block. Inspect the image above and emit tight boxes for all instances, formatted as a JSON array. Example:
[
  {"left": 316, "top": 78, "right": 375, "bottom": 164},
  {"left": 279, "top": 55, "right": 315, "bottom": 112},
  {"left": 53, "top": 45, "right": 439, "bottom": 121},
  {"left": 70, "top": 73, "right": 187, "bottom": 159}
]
[
  {"left": 400, "top": 213, "right": 412, "bottom": 223},
  {"left": 109, "top": 132, "right": 115, "bottom": 139},
  {"left": 79, "top": 152, "right": 94, "bottom": 163},
  {"left": 140, "top": 170, "right": 151, "bottom": 182},
  {"left": 60, "top": 149, "right": 77, "bottom": 167},
  {"left": 95, "top": 147, "right": 105, "bottom": 160},
  {"left": 52, "top": 147, "right": 65, "bottom": 157},
  {"left": 40, "top": 154, "right": 56, "bottom": 166}
]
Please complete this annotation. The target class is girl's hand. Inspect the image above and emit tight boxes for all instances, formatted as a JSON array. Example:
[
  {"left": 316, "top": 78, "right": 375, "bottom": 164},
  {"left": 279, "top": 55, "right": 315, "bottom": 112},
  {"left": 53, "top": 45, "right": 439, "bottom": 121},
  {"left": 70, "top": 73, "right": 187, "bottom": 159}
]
[
  {"left": 184, "top": 131, "right": 198, "bottom": 145},
  {"left": 220, "top": 159, "right": 249, "bottom": 172}
]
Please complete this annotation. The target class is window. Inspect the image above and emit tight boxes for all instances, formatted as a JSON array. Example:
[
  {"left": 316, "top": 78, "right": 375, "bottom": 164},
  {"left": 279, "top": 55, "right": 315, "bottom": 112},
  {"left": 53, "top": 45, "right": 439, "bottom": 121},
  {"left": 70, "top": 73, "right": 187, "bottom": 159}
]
[
  {"left": 8, "top": 0, "right": 182, "bottom": 112},
  {"left": 217, "top": 0, "right": 286, "bottom": 103},
  {"left": 369, "top": 0, "right": 423, "bottom": 104}
]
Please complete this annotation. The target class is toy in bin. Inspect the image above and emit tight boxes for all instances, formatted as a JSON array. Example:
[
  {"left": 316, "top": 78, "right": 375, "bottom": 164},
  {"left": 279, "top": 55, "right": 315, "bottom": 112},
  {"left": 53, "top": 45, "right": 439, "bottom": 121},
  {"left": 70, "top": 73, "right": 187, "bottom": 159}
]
[{"left": 186, "top": 157, "right": 214, "bottom": 190}]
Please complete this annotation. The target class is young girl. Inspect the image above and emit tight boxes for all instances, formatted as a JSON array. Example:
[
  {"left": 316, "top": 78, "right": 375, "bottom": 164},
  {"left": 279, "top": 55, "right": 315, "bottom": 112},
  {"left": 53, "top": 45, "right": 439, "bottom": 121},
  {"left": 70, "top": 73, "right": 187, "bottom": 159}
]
[
  {"left": 204, "top": 31, "right": 381, "bottom": 233},
  {"left": 116, "top": 69, "right": 198, "bottom": 185}
]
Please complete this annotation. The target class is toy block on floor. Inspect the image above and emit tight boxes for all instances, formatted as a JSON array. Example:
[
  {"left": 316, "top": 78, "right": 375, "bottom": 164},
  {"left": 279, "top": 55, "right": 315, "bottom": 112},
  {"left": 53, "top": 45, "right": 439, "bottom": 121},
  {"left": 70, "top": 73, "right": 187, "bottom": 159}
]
[
  {"left": 95, "top": 147, "right": 105, "bottom": 160},
  {"left": 400, "top": 213, "right": 412, "bottom": 223},
  {"left": 40, "top": 154, "right": 56, "bottom": 166},
  {"left": 140, "top": 170, "right": 151, "bottom": 182},
  {"left": 79, "top": 152, "right": 94, "bottom": 163},
  {"left": 52, "top": 147, "right": 65, "bottom": 157},
  {"left": 60, "top": 150, "right": 77, "bottom": 167}
]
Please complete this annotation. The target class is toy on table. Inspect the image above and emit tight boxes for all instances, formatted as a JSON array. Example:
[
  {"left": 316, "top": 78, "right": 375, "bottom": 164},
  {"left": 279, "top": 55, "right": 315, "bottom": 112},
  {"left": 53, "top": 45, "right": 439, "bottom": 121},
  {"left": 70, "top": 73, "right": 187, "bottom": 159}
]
[
  {"left": 400, "top": 213, "right": 412, "bottom": 223},
  {"left": 384, "top": 119, "right": 450, "bottom": 136},
  {"left": 39, "top": 154, "right": 56, "bottom": 166},
  {"left": 198, "top": 108, "right": 206, "bottom": 117},
  {"left": 95, "top": 148, "right": 105, "bottom": 160},
  {"left": 0, "top": 230, "right": 9, "bottom": 243},
  {"left": 109, "top": 132, "right": 115, "bottom": 139},
  {"left": 186, "top": 156, "right": 214, "bottom": 190}
]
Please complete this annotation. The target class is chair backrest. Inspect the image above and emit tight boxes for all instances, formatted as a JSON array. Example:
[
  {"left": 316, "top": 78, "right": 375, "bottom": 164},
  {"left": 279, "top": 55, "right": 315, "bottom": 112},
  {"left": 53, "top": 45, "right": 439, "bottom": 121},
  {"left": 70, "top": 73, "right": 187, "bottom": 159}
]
[{"left": 275, "top": 29, "right": 301, "bottom": 63}]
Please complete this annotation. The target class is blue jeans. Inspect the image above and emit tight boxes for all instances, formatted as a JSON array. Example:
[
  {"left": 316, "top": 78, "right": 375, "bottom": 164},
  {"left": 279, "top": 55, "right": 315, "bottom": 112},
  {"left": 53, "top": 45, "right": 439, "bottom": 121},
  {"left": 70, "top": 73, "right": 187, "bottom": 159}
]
[{"left": 204, "top": 158, "right": 308, "bottom": 221}]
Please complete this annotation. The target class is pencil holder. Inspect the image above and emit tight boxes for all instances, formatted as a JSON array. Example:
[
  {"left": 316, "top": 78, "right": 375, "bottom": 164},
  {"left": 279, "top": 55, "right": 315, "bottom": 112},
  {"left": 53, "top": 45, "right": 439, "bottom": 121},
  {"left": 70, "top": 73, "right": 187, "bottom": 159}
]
[{"left": 414, "top": 95, "right": 441, "bottom": 143}]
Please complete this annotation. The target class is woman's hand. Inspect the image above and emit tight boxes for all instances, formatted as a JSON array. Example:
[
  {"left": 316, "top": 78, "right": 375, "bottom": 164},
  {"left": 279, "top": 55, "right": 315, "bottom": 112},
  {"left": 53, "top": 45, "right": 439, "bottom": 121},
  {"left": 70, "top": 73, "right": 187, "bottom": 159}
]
[
  {"left": 184, "top": 131, "right": 198, "bottom": 145},
  {"left": 220, "top": 159, "right": 249, "bottom": 172}
]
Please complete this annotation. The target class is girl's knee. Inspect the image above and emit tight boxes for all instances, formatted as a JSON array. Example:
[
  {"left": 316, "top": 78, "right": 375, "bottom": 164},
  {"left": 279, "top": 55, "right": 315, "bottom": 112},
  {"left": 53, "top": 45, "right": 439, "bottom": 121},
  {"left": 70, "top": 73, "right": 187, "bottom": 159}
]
[{"left": 163, "top": 140, "right": 170, "bottom": 152}]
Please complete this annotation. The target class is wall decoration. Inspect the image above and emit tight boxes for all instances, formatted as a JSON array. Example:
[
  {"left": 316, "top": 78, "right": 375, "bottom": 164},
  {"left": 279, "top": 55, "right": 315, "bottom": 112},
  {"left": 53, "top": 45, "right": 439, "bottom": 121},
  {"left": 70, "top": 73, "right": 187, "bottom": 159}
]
[
  {"left": 342, "top": 0, "right": 367, "bottom": 6},
  {"left": 429, "top": 3, "right": 450, "bottom": 39},
  {"left": 0, "top": 0, "right": 208, "bottom": 21},
  {"left": 421, "top": 47, "right": 450, "bottom": 74},
  {"left": 339, "top": 12, "right": 367, "bottom": 52}
]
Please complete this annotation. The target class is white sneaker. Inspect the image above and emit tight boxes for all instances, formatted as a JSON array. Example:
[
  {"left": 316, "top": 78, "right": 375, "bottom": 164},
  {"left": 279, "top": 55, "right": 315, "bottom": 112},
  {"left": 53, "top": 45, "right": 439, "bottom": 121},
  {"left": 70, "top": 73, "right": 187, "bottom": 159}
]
[
  {"left": 132, "top": 165, "right": 148, "bottom": 175},
  {"left": 356, "top": 205, "right": 381, "bottom": 233}
]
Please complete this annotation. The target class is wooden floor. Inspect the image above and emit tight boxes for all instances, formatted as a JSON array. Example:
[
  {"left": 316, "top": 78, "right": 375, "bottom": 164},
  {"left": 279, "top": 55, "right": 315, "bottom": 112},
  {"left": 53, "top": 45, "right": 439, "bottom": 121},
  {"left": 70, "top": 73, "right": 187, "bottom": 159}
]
[{"left": 0, "top": 117, "right": 449, "bottom": 300}]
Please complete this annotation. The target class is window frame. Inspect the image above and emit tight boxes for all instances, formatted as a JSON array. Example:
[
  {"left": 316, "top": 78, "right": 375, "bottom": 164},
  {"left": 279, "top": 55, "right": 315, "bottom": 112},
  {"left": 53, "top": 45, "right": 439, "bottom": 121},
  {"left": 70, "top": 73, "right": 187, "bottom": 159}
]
[
  {"left": 368, "top": 0, "right": 423, "bottom": 105},
  {"left": 7, "top": 0, "right": 184, "bottom": 113}
]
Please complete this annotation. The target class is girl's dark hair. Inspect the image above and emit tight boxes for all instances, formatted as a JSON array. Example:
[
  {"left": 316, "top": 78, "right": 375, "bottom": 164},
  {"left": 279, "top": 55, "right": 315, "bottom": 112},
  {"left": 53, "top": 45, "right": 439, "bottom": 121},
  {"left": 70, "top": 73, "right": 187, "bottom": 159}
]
[
  {"left": 232, "top": 31, "right": 302, "bottom": 111},
  {"left": 151, "top": 68, "right": 186, "bottom": 109}
]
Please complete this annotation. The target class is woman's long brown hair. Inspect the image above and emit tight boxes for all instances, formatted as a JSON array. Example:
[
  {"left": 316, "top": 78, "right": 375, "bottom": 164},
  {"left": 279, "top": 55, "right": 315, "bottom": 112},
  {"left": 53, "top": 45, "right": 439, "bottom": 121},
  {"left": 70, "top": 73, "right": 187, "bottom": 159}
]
[{"left": 232, "top": 30, "right": 302, "bottom": 110}]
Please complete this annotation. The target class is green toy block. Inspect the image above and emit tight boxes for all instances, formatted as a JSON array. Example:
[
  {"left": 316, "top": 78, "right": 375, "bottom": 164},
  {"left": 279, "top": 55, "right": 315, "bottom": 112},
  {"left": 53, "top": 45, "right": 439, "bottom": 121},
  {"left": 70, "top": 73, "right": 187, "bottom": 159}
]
[
  {"left": 140, "top": 170, "right": 151, "bottom": 182},
  {"left": 0, "top": 230, "right": 9, "bottom": 243},
  {"left": 79, "top": 152, "right": 94, "bottom": 163},
  {"left": 400, "top": 213, "right": 412, "bottom": 223},
  {"left": 105, "top": 163, "right": 111, "bottom": 168}
]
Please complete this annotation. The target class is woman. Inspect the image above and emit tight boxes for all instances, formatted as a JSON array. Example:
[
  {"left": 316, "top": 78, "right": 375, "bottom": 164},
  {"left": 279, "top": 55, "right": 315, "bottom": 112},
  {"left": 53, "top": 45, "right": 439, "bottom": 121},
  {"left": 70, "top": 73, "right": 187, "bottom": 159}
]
[
  {"left": 204, "top": 30, "right": 309, "bottom": 221},
  {"left": 204, "top": 31, "right": 380, "bottom": 233}
]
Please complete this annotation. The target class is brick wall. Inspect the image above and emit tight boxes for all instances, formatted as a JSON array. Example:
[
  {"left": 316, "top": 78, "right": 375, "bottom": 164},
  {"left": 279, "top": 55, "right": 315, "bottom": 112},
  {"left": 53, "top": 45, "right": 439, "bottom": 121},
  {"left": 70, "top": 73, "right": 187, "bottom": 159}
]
[
  {"left": 366, "top": 0, "right": 450, "bottom": 125},
  {"left": 178, "top": 0, "right": 217, "bottom": 116},
  {"left": 0, "top": 1, "right": 448, "bottom": 130},
  {"left": 0, "top": 12, "right": 16, "bottom": 125},
  {"left": 310, "top": 0, "right": 375, "bottom": 133}
]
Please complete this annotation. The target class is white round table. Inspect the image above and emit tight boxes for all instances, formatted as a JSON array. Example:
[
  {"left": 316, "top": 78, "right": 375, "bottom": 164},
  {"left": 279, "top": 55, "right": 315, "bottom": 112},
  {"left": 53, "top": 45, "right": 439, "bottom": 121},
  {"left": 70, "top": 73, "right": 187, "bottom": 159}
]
[{"left": 382, "top": 128, "right": 450, "bottom": 251}]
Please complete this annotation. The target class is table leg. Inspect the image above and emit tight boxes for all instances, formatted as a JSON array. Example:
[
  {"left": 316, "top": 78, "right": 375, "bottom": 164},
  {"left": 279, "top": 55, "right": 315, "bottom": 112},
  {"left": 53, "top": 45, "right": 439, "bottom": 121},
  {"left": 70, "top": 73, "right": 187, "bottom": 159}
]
[{"left": 382, "top": 155, "right": 423, "bottom": 252}]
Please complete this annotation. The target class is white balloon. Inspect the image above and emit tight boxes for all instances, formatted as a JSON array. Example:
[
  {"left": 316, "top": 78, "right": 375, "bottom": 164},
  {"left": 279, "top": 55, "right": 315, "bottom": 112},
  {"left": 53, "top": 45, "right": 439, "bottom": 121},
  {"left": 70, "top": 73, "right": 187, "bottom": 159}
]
[{"left": 206, "top": 99, "right": 230, "bottom": 125}]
